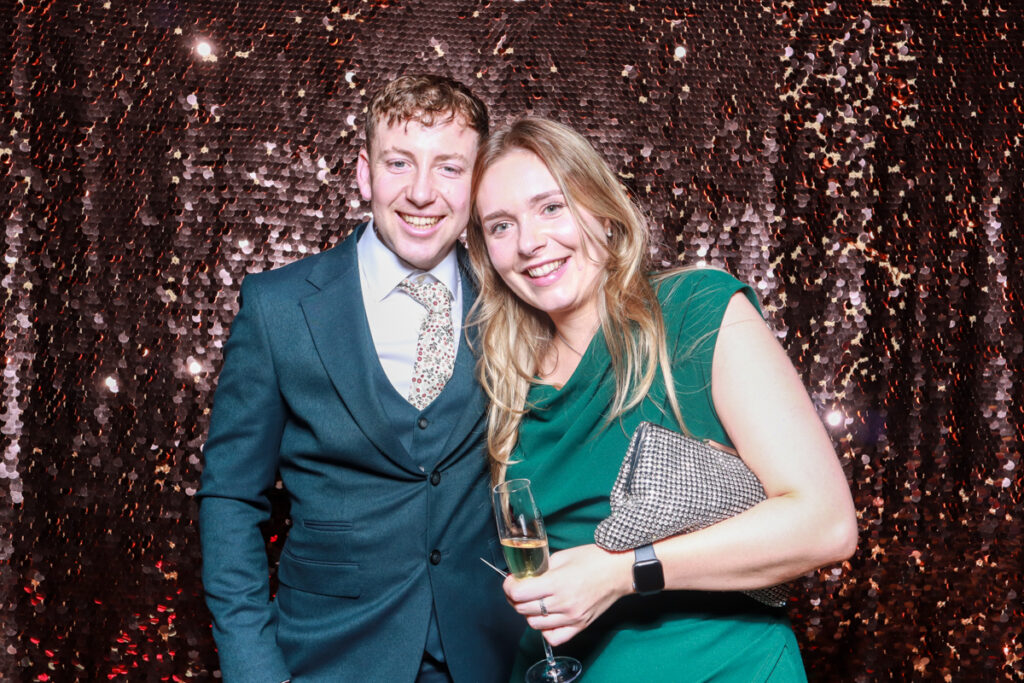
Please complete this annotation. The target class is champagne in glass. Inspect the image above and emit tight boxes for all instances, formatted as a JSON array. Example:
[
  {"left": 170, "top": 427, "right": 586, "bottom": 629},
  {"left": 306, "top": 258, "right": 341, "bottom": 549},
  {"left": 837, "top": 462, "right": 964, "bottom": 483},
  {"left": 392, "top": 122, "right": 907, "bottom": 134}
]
[
  {"left": 500, "top": 537, "right": 549, "bottom": 578},
  {"left": 492, "top": 479, "right": 582, "bottom": 683}
]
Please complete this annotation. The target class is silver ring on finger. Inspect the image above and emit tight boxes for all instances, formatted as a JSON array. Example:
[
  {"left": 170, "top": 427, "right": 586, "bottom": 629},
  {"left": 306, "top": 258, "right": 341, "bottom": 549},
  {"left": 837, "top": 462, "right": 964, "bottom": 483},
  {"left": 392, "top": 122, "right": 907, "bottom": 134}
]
[{"left": 539, "top": 598, "right": 549, "bottom": 617}]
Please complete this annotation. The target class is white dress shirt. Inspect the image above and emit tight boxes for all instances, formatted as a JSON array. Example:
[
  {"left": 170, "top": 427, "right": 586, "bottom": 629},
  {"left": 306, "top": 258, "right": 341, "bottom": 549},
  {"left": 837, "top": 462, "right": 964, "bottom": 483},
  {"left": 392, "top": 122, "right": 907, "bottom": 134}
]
[{"left": 357, "top": 220, "right": 463, "bottom": 399}]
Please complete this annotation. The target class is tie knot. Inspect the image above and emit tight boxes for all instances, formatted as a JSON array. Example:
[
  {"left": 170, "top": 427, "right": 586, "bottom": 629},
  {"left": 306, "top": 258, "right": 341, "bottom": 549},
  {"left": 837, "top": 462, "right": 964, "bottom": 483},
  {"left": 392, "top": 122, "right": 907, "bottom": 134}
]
[{"left": 399, "top": 276, "right": 451, "bottom": 314}]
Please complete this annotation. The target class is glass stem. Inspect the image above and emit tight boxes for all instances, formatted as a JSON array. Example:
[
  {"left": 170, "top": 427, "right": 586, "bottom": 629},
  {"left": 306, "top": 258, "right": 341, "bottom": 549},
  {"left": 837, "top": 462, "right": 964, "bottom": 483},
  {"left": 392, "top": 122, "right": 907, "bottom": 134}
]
[{"left": 542, "top": 637, "right": 557, "bottom": 668}]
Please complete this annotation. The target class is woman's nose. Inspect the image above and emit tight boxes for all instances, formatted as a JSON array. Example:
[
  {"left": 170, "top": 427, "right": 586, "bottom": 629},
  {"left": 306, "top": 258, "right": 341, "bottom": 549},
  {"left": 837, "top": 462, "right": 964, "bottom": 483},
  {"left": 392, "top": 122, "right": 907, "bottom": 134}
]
[{"left": 517, "top": 219, "right": 546, "bottom": 255}]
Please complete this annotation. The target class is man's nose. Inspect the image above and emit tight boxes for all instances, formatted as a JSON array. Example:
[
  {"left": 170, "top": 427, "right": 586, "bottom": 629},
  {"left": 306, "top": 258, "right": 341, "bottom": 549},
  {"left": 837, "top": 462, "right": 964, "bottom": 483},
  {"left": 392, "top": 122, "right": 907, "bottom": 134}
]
[{"left": 407, "top": 168, "right": 435, "bottom": 206}]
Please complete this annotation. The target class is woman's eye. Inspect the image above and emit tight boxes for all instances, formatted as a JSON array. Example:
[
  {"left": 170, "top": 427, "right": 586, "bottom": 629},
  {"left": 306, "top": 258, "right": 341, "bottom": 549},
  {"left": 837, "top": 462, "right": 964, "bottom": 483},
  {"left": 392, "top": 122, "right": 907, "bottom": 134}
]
[
  {"left": 489, "top": 221, "right": 511, "bottom": 235},
  {"left": 542, "top": 202, "right": 564, "bottom": 215}
]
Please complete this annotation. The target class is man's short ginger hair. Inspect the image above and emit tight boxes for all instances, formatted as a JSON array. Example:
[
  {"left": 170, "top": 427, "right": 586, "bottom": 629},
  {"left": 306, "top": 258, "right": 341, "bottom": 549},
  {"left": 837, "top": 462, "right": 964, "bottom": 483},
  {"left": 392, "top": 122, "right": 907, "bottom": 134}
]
[{"left": 364, "top": 74, "right": 489, "bottom": 151}]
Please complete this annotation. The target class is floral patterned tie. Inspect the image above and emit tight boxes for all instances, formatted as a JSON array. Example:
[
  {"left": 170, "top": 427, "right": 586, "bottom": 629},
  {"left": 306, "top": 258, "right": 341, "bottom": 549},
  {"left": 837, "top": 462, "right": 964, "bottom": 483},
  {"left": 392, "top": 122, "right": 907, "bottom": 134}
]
[{"left": 398, "top": 275, "right": 456, "bottom": 410}]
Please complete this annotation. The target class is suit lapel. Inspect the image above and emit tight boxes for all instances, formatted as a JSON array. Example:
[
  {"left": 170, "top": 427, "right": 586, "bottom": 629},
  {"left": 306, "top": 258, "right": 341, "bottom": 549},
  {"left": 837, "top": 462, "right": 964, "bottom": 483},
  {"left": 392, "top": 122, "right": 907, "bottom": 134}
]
[
  {"left": 435, "top": 260, "right": 488, "bottom": 466},
  {"left": 300, "top": 227, "right": 417, "bottom": 472}
]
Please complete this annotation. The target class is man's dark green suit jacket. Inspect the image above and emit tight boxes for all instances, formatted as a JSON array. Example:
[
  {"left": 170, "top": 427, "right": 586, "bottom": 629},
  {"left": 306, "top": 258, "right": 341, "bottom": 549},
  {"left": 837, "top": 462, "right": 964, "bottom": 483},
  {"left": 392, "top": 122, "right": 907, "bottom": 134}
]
[{"left": 198, "top": 225, "right": 521, "bottom": 681}]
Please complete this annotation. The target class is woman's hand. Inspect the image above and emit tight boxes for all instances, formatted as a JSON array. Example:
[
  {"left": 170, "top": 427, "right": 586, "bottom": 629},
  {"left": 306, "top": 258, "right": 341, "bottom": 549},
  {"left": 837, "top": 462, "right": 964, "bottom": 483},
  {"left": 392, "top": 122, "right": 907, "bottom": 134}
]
[{"left": 502, "top": 544, "right": 633, "bottom": 647}]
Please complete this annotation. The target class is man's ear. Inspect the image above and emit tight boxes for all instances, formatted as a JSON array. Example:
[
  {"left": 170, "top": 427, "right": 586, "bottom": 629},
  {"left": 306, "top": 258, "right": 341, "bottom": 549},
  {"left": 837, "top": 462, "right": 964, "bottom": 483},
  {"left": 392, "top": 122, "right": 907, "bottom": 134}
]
[{"left": 356, "top": 147, "right": 373, "bottom": 201}]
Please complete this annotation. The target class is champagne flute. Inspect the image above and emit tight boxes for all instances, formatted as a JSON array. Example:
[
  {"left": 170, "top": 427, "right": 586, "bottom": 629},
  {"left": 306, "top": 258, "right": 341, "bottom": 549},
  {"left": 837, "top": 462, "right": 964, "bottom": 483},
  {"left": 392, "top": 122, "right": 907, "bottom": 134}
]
[{"left": 492, "top": 479, "right": 583, "bottom": 683}]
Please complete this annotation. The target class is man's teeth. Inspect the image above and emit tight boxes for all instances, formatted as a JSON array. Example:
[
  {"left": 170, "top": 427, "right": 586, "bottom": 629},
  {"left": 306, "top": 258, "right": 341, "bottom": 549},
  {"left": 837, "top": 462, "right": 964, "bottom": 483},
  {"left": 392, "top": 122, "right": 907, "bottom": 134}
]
[
  {"left": 401, "top": 214, "right": 441, "bottom": 228},
  {"left": 527, "top": 259, "right": 566, "bottom": 278}
]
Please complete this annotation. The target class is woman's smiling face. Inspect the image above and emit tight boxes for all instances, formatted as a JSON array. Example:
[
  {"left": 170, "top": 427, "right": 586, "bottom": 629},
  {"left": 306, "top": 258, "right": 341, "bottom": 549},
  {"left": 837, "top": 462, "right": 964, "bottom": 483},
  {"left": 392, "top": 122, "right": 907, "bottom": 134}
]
[{"left": 475, "top": 148, "right": 609, "bottom": 329}]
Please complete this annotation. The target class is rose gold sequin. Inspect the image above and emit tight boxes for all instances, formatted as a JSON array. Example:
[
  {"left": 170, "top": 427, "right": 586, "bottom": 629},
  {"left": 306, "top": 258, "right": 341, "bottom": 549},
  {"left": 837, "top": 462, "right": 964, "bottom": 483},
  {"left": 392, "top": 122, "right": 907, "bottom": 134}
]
[{"left": 4, "top": 1, "right": 1021, "bottom": 680}]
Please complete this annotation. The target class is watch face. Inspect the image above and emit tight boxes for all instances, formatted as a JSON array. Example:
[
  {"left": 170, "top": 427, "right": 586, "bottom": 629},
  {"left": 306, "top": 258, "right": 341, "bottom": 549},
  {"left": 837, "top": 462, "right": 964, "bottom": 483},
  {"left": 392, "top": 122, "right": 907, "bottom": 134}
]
[{"left": 633, "top": 559, "right": 665, "bottom": 593}]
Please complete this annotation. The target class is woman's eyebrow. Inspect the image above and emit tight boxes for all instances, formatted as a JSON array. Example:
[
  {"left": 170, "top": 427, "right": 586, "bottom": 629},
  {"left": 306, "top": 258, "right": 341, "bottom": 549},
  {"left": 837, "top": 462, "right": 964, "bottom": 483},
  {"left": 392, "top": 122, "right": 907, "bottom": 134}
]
[{"left": 480, "top": 190, "right": 563, "bottom": 223}]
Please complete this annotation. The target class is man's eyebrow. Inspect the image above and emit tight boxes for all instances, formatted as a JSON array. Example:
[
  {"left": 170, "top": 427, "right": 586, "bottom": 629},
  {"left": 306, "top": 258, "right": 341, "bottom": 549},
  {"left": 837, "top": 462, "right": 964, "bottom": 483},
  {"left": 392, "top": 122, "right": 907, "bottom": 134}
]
[
  {"left": 434, "top": 152, "right": 471, "bottom": 163},
  {"left": 376, "top": 146, "right": 412, "bottom": 158},
  {"left": 480, "top": 190, "right": 563, "bottom": 223},
  {"left": 376, "top": 147, "right": 470, "bottom": 164}
]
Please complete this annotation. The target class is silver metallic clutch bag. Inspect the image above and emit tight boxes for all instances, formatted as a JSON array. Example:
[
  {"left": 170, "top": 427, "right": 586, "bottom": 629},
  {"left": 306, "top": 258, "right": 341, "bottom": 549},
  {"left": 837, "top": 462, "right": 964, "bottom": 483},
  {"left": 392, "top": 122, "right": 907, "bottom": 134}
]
[{"left": 594, "top": 421, "right": 790, "bottom": 607}]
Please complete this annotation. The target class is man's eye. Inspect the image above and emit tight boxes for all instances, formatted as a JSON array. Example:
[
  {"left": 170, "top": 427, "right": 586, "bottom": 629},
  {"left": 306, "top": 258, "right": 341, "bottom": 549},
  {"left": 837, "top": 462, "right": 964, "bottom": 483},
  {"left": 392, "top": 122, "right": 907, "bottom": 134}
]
[
  {"left": 388, "top": 160, "right": 409, "bottom": 170},
  {"left": 441, "top": 165, "right": 462, "bottom": 175}
]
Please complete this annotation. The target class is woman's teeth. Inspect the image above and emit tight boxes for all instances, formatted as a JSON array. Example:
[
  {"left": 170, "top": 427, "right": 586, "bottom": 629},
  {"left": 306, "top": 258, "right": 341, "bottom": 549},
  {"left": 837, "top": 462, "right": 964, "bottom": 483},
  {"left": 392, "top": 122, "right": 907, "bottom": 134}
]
[{"left": 527, "top": 259, "right": 566, "bottom": 278}]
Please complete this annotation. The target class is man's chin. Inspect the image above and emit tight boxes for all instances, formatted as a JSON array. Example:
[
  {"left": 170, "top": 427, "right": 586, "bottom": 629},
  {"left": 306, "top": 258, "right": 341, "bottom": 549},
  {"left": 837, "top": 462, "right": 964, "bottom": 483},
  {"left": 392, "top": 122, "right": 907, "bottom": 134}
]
[
  {"left": 393, "top": 241, "right": 461, "bottom": 271},
  {"left": 373, "top": 217, "right": 465, "bottom": 270}
]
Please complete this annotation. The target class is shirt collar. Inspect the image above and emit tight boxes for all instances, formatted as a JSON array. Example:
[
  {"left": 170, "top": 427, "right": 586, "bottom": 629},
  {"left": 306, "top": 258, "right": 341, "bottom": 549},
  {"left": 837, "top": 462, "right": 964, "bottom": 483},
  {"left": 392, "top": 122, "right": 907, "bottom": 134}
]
[{"left": 357, "top": 218, "right": 462, "bottom": 303}]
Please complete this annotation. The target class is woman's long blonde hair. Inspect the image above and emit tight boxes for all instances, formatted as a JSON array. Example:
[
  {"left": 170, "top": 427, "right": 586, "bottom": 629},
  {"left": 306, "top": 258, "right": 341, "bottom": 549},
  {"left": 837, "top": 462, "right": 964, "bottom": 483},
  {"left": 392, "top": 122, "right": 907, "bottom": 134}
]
[{"left": 466, "top": 117, "right": 683, "bottom": 482}]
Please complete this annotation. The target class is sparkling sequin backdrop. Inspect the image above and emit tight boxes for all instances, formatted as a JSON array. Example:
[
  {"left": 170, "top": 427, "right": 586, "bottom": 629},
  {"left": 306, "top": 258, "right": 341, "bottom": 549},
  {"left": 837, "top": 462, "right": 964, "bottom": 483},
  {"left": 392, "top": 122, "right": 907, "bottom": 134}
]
[{"left": 3, "top": 0, "right": 1022, "bottom": 680}]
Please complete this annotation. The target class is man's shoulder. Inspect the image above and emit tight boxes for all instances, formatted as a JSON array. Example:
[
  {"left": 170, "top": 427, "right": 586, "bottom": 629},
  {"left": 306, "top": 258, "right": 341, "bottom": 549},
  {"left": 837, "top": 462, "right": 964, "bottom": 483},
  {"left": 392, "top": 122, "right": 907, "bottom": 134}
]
[
  {"left": 248, "top": 247, "right": 328, "bottom": 284},
  {"left": 244, "top": 229, "right": 359, "bottom": 293}
]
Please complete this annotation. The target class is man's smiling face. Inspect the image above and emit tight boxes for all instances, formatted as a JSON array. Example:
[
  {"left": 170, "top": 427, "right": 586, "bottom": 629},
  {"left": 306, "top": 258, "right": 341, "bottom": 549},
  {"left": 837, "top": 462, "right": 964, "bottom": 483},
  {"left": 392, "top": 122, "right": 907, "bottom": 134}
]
[{"left": 357, "top": 116, "right": 480, "bottom": 271}]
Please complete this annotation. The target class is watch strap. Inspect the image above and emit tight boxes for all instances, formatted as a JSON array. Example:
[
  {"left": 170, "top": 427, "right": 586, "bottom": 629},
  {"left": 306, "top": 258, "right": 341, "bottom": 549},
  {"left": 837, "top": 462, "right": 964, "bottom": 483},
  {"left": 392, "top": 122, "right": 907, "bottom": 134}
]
[{"left": 634, "top": 543, "right": 657, "bottom": 564}]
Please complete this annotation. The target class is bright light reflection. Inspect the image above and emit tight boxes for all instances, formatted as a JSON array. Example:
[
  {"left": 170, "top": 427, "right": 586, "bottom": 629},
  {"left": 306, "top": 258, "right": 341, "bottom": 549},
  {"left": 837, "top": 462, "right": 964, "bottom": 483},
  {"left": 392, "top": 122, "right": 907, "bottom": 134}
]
[
  {"left": 196, "top": 40, "right": 213, "bottom": 58},
  {"left": 105, "top": 376, "right": 119, "bottom": 393},
  {"left": 826, "top": 410, "right": 843, "bottom": 427},
  {"left": 189, "top": 361, "right": 203, "bottom": 375},
  {"left": 675, "top": 45, "right": 687, "bottom": 59}
]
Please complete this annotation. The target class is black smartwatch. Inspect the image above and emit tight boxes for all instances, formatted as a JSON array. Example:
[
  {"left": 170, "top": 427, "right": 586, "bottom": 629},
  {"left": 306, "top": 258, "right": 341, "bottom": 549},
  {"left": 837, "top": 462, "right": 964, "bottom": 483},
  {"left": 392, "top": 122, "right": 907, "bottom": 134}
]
[{"left": 632, "top": 543, "right": 664, "bottom": 595}]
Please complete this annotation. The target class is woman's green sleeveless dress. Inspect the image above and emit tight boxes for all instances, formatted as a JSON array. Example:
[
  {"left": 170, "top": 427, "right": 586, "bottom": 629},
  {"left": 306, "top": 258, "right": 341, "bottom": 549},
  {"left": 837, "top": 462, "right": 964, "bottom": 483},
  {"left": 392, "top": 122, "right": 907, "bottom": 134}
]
[{"left": 505, "top": 269, "right": 808, "bottom": 682}]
